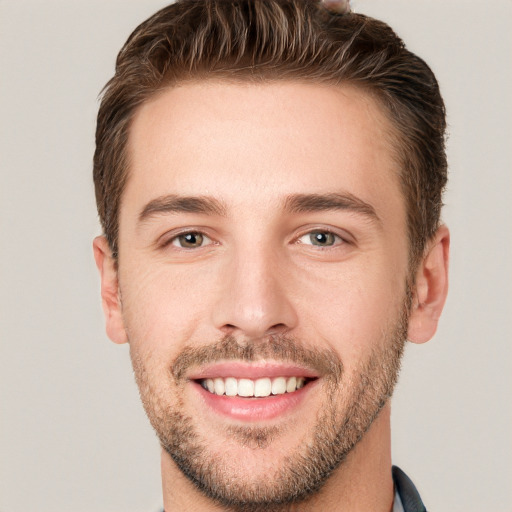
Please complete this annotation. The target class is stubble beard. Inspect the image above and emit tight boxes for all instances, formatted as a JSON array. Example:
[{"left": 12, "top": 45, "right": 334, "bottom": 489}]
[{"left": 130, "top": 304, "right": 409, "bottom": 512}]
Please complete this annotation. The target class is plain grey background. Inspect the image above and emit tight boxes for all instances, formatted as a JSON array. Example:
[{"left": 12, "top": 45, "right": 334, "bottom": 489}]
[{"left": 1, "top": 1, "right": 511, "bottom": 511}]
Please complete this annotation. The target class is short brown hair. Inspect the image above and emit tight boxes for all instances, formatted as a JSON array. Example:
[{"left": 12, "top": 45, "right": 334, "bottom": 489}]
[{"left": 94, "top": 0, "right": 447, "bottom": 267}]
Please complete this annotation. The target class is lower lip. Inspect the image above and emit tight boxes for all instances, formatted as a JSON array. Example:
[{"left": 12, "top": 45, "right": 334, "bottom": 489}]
[{"left": 193, "top": 380, "right": 317, "bottom": 422}]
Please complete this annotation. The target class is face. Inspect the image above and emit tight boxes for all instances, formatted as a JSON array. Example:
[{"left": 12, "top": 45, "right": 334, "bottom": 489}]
[{"left": 106, "top": 82, "right": 414, "bottom": 509}]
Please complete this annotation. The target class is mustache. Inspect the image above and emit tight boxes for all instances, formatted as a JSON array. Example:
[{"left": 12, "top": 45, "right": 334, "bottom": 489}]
[{"left": 170, "top": 334, "right": 344, "bottom": 384}]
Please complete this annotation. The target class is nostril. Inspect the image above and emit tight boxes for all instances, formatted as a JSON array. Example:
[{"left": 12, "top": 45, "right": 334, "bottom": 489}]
[
  {"left": 218, "top": 323, "right": 290, "bottom": 338},
  {"left": 266, "top": 323, "right": 290, "bottom": 336},
  {"left": 219, "top": 324, "right": 237, "bottom": 335}
]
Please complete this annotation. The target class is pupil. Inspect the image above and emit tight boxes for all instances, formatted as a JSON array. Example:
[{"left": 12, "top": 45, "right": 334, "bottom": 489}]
[
  {"left": 312, "top": 232, "right": 333, "bottom": 246},
  {"left": 181, "top": 233, "right": 202, "bottom": 247}
]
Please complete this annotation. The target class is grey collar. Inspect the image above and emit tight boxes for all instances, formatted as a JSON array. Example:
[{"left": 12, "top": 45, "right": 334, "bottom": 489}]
[{"left": 392, "top": 466, "right": 427, "bottom": 512}]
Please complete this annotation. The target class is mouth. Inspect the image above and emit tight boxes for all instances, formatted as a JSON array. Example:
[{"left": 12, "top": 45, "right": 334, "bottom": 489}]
[
  {"left": 198, "top": 376, "right": 312, "bottom": 397},
  {"left": 188, "top": 362, "right": 320, "bottom": 421}
]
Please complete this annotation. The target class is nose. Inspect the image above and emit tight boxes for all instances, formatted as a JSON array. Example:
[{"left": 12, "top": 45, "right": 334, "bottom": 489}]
[{"left": 211, "top": 245, "right": 298, "bottom": 339}]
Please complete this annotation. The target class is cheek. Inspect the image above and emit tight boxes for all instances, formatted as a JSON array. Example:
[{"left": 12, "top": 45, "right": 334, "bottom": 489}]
[
  {"left": 118, "top": 235, "right": 408, "bottom": 368},
  {"left": 295, "top": 257, "right": 407, "bottom": 364},
  {"left": 119, "top": 262, "right": 214, "bottom": 352}
]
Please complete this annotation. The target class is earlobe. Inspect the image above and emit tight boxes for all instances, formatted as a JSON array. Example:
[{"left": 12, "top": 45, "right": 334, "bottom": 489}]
[
  {"left": 407, "top": 225, "right": 450, "bottom": 344},
  {"left": 93, "top": 236, "right": 128, "bottom": 344}
]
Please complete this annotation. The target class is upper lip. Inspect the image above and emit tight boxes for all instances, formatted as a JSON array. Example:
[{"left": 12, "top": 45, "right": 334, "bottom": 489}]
[{"left": 187, "top": 361, "right": 320, "bottom": 381}]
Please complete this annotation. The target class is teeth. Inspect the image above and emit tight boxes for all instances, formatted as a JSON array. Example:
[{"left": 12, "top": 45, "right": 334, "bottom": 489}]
[
  {"left": 271, "top": 377, "right": 287, "bottom": 395},
  {"left": 201, "top": 376, "right": 309, "bottom": 397},
  {"left": 286, "top": 376, "right": 297, "bottom": 393},
  {"left": 214, "top": 378, "right": 225, "bottom": 396},
  {"left": 225, "top": 377, "right": 238, "bottom": 396},
  {"left": 238, "top": 378, "right": 255, "bottom": 397},
  {"left": 254, "top": 377, "right": 271, "bottom": 397}
]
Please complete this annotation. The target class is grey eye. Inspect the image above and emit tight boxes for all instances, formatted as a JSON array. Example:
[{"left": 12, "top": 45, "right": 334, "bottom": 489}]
[{"left": 300, "top": 231, "right": 340, "bottom": 247}]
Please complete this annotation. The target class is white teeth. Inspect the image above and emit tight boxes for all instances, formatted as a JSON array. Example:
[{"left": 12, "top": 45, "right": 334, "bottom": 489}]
[
  {"left": 225, "top": 377, "right": 238, "bottom": 396},
  {"left": 201, "top": 376, "right": 310, "bottom": 397},
  {"left": 254, "top": 378, "right": 272, "bottom": 397},
  {"left": 238, "top": 379, "right": 254, "bottom": 397},
  {"left": 271, "top": 377, "right": 287, "bottom": 395},
  {"left": 214, "top": 378, "right": 225, "bottom": 396},
  {"left": 286, "top": 376, "right": 297, "bottom": 393}
]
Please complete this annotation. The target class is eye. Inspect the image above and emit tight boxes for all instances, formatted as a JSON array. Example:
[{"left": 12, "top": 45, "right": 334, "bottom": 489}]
[
  {"left": 171, "top": 231, "right": 212, "bottom": 249},
  {"left": 298, "top": 230, "right": 343, "bottom": 247}
]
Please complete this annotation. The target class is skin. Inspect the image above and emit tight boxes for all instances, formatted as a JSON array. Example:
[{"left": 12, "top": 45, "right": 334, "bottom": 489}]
[{"left": 94, "top": 82, "right": 449, "bottom": 511}]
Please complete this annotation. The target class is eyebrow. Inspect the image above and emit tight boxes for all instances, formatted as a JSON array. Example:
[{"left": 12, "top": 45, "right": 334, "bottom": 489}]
[
  {"left": 284, "top": 193, "right": 380, "bottom": 222},
  {"left": 138, "top": 194, "right": 227, "bottom": 222},
  {"left": 138, "top": 191, "right": 380, "bottom": 224}
]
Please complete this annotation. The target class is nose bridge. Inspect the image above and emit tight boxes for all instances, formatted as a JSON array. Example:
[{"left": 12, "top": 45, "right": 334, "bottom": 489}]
[{"left": 212, "top": 236, "right": 297, "bottom": 338}]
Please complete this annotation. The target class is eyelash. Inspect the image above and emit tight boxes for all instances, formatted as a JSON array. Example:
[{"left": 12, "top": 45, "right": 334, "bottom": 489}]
[
  {"left": 161, "top": 227, "right": 351, "bottom": 251},
  {"left": 162, "top": 230, "right": 214, "bottom": 249},
  {"left": 296, "top": 229, "right": 347, "bottom": 248}
]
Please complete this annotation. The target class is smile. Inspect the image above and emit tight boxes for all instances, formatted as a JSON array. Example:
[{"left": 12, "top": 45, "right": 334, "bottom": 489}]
[
  {"left": 199, "top": 376, "right": 308, "bottom": 397},
  {"left": 188, "top": 362, "right": 321, "bottom": 421}
]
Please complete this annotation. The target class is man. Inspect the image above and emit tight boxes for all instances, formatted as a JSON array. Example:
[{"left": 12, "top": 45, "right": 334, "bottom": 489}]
[{"left": 92, "top": 0, "right": 449, "bottom": 510}]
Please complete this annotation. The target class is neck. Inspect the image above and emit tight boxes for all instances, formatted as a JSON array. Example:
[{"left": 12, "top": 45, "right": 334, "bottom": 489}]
[{"left": 161, "top": 404, "right": 394, "bottom": 512}]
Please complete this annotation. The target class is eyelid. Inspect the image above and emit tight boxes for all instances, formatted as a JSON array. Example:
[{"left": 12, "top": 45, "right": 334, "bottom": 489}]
[
  {"left": 171, "top": 232, "right": 212, "bottom": 248},
  {"left": 298, "top": 231, "right": 342, "bottom": 247},
  {"left": 293, "top": 226, "right": 354, "bottom": 247},
  {"left": 158, "top": 227, "right": 216, "bottom": 249}
]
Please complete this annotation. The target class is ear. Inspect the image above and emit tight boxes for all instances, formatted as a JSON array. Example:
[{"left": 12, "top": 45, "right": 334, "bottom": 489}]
[
  {"left": 93, "top": 236, "right": 128, "bottom": 344},
  {"left": 407, "top": 225, "right": 450, "bottom": 344}
]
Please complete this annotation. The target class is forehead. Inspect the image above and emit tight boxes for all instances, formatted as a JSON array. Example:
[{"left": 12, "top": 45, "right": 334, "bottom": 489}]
[{"left": 123, "top": 81, "right": 403, "bottom": 223}]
